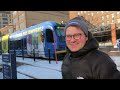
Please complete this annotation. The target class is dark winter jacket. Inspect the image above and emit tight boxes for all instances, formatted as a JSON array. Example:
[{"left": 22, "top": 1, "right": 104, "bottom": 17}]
[{"left": 61, "top": 31, "right": 120, "bottom": 79}]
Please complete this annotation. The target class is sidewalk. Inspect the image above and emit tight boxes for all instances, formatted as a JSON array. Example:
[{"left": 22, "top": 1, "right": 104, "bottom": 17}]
[{"left": 0, "top": 55, "right": 62, "bottom": 79}]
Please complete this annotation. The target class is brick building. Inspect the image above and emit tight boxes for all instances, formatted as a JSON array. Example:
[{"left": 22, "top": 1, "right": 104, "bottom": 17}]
[
  {"left": 69, "top": 11, "right": 120, "bottom": 47},
  {"left": 0, "top": 11, "right": 12, "bottom": 29},
  {"left": 0, "top": 11, "right": 69, "bottom": 36}
]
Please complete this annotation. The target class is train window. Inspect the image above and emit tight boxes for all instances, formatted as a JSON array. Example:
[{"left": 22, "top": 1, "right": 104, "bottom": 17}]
[
  {"left": 9, "top": 41, "right": 14, "bottom": 50},
  {"left": 55, "top": 26, "right": 65, "bottom": 42},
  {"left": 46, "top": 29, "right": 54, "bottom": 43},
  {"left": 0, "top": 41, "right": 1, "bottom": 51},
  {"left": 22, "top": 38, "right": 27, "bottom": 49},
  {"left": 15, "top": 40, "right": 22, "bottom": 49}
]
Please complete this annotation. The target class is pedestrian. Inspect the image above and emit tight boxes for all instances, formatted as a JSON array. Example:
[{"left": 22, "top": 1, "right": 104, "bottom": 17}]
[{"left": 61, "top": 16, "right": 120, "bottom": 79}]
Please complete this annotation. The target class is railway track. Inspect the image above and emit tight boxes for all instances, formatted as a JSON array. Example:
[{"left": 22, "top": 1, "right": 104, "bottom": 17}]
[
  {"left": 17, "top": 71, "right": 38, "bottom": 79},
  {"left": 17, "top": 61, "right": 61, "bottom": 72}
]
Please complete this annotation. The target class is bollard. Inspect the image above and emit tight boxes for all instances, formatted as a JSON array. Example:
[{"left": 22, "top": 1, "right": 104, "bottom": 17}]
[
  {"left": 48, "top": 48, "right": 51, "bottom": 64},
  {"left": 22, "top": 39, "right": 24, "bottom": 60},
  {"left": 33, "top": 49, "right": 35, "bottom": 61},
  {"left": 22, "top": 48, "right": 24, "bottom": 60}
]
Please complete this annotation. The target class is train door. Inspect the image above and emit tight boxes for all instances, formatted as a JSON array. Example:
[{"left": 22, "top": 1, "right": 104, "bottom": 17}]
[
  {"left": 44, "top": 29, "right": 55, "bottom": 58},
  {"left": 27, "top": 34, "right": 32, "bottom": 56},
  {"left": 37, "top": 31, "right": 45, "bottom": 57}
]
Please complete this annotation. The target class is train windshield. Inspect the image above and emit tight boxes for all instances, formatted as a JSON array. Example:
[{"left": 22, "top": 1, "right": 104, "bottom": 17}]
[{"left": 55, "top": 26, "right": 65, "bottom": 42}]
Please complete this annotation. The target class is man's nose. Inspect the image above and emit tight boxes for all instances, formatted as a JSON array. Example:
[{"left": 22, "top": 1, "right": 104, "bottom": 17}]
[{"left": 70, "top": 36, "right": 76, "bottom": 42}]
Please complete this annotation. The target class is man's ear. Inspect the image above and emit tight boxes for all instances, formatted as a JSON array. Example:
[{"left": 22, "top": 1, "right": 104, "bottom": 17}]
[{"left": 86, "top": 37, "right": 88, "bottom": 41}]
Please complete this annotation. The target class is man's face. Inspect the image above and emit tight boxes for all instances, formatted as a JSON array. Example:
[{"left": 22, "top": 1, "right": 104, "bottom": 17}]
[{"left": 65, "top": 26, "right": 88, "bottom": 52}]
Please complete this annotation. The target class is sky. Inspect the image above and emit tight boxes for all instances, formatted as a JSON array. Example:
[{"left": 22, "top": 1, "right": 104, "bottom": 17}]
[{"left": 0, "top": 55, "right": 120, "bottom": 79}]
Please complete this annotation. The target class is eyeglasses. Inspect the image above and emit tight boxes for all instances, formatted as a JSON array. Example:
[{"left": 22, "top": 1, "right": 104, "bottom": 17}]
[{"left": 66, "top": 33, "right": 83, "bottom": 40}]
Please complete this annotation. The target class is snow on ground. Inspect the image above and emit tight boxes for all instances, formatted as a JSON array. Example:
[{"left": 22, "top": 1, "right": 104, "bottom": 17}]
[
  {"left": 0, "top": 55, "right": 120, "bottom": 79},
  {"left": 0, "top": 55, "right": 62, "bottom": 79},
  {"left": 110, "top": 56, "right": 120, "bottom": 66}
]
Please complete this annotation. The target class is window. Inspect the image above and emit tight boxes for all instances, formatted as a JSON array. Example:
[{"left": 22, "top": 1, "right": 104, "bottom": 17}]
[
  {"left": 3, "top": 25, "right": 6, "bottom": 27},
  {"left": 22, "top": 38, "right": 27, "bottom": 49},
  {"left": 8, "top": 28, "right": 14, "bottom": 33},
  {"left": 102, "top": 22, "right": 104, "bottom": 26},
  {"left": 117, "top": 18, "right": 120, "bottom": 23},
  {"left": 15, "top": 40, "right": 22, "bottom": 49},
  {"left": 46, "top": 29, "right": 54, "bottom": 43},
  {"left": 20, "top": 22, "right": 25, "bottom": 30},
  {"left": 106, "top": 15, "right": 109, "bottom": 20},
  {"left": 78, "top": 12, "right": 80, "bottom": 16},
  {"left": 107, "top": 21, "right": 110, "bottom": 25},
  {"left": 2, "top": 18, "right": 8, "bottom": 21},
  {"left": 16, "top": 25, "right": 19, "bottom": 31},
  {"left": 13, "top": 18, "right": 18, "bottom": 24},
  {"left": 112, "top": 14, "right": 114, "bottom": 18},
  {"left": 2, "top": 14, "right": 7, "bottom": 17},
  {"left": 102, "top": 16, "right": 104, "bottom": 21},
  {"left": 13, "top": 11, "right": 17, "bottom": 16},
  {"left": 117, "top": 12, "right": 120, "bottom": 16},
  {"left": 81, "top": 11, "right": 83, "bottom": 14},
  {"left": 112, "top": 20, "right": 114, "bottom": 23},
  {"left": 19, "top": 13, "right": 25, "bottom": 20},
  {"left": 91, "top": 13, "right": 93, "bottom": 16},
  {"left": 9, "top": 41, "right": 14, "bottom": 50},
  {"left": 3, "top": 21, "right": 8, "bottom": 24}
]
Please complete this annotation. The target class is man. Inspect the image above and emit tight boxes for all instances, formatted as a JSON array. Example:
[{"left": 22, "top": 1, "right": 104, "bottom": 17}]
[{"left": 61, "top": 16, "right": 120, "bottom": 79}]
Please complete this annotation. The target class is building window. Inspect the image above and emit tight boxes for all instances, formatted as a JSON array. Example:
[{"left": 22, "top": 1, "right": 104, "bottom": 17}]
[
  {"left": 102, "top": 16, "right": 104, "bottom": 20},
  {"left": 3, "top": 22, "right": 8, "bottom": 24},
  {"left": 112, "top": 20, "right": 114, "bottom": 23},
  {"left": 91, "top": 13, "right": 93, "bottom": 16},
  {"left": 18, "top": 11, "right": 22, "bottom": 13},
  {"left": 16, "top": 25, "right": 19, "bottom": 31},
  {"left": 117, "top": 12, "right": 119, "bottom": 15},
  {"left": 2, "top": 14, "right": 7, "bottom": 17},
  {"left": 107, "top": 21, "right": 110, "bottom": 25},
  {"left": 117, "top": 12, "right": 120, "bottom": 17},
  {"left": 102, "top": 22, "right": 104, "bottom": 26},
  {"left": 2, "top": 18, "right": 8, "bottom": 21},
  {"left": 20, "top": 22, "right": 25, "bottom": 30},
  {"left": 13, "top": 11, "right": 17, "bottom": 16},
  {"left": 18, "top": 13, "right": 25, "bottom": 20},
  {"left": 81, "top": 11, "right": 83, "bottom": 14},
  {"left": 3, "top": 25, "right": 6, "bottom": 27},
  {"left": 13, "top": 18, "right": 18, "bottom": 24},
  {"left": 117, "top": 18, "right": 120, "bottom": 23},
  {"left": 112, "top": 13, "right": 114, "bottom": 18},
  {"left": 111, "top": 13, "right": 114, "bottom": 23},
  {"left": 106, "top": 15, "right": 109, "bottom": 20},
  {"left": 8, "top": 28, "right": 13, "bottom": 33},
  {"left": 77, "top": 12, "right": 80, "bottom": 16}
]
